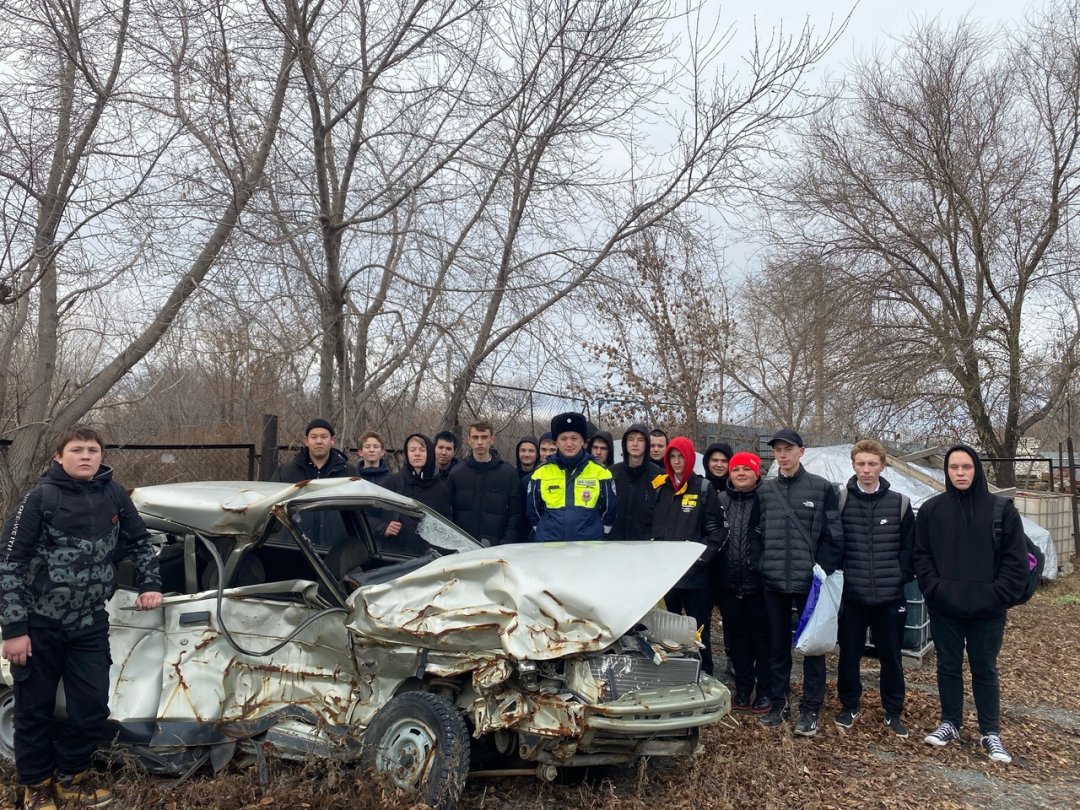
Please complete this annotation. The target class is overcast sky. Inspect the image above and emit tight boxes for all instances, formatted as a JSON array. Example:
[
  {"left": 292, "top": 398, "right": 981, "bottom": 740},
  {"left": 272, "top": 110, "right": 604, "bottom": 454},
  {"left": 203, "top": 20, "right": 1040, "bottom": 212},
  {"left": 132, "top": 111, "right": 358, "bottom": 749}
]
[{"left": 709, "top": 0, "right": 1033, "bottom": 72}]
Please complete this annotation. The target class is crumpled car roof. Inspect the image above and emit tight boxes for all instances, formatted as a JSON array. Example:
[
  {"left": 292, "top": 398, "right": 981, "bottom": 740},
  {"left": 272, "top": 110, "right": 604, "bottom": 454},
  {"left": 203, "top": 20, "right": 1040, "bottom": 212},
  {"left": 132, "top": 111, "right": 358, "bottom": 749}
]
[
  {"left": 130, "top": 478, "right": 417, "bottom": 537},
  {"left": 348, "top": 540, "right": 705, "bottom": 660}
]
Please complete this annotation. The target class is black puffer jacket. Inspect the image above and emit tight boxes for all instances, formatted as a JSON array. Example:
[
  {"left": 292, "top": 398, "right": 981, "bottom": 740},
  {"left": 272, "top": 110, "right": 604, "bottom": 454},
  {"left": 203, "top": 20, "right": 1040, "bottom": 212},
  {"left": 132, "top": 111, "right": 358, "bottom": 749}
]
[
  {"left": 270, "top": 446, "right": 352, "bottom": 483},
  {"left": 447, "top": 455, "right": 523, "bottom": 545},
  {"left": 839, "top": 475, "right": 915, "bottom": 605},
  {"left": 1, "top": 462, "right": 161, "bottom": 639},
  {"left": 755, "top": 466, "right": 844, "bottom": 594},
  {"left": 714, "top": 479, "right": 762, "bottom": 596},
  {"left": 914, "top": 444, "right": 1029, "bottom": 619},
  {"left": 650, "top": 473, "right": 725, "bottom": 589}
]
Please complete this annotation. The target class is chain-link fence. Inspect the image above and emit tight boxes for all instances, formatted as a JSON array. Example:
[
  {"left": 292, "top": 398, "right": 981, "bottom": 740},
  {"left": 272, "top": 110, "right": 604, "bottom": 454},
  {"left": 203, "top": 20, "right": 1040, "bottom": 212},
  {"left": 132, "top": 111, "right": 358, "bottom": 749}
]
[{"left": 105, "top": 444, "right": 256, "bottom": 487}]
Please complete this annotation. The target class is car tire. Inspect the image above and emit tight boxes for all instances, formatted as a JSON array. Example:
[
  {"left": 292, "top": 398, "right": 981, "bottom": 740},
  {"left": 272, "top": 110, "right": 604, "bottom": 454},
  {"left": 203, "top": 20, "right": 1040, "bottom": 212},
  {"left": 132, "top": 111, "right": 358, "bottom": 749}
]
[
  {"left": 0, "top": 687, "right": 15, "bottom": 762},
  {"left": 361, "top": 691, "right": 469, "bottom": 810}
]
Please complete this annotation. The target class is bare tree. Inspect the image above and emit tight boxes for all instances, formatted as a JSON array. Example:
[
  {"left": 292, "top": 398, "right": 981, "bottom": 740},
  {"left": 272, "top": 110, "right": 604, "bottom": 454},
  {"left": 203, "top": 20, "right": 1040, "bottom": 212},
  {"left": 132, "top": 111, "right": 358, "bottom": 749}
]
[
  {"left": 780, "top": 8, "right": 1080, "bottom": 484},
  {"left": 434, "top": 2, "right": 843, "bottom": 431},
  {"left": 725, "top": 253, "right": 876, "bottom": 439},
  {"left": 581, "top": 223, "right": 731, "bottom": 439},
  {"left": 0, "top": 0, "right": 296, "bottom": 506}
]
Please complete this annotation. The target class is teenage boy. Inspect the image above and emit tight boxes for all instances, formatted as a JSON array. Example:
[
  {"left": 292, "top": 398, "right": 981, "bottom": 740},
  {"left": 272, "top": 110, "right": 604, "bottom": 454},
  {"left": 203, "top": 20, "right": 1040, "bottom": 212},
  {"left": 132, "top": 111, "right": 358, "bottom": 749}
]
[
  {"left": 433, "top": 430, "right": 460, "bottom": 475},
  {"left": 650, "top": 437, "right": 725, "bottom": 675},
  {"left": 756, "top": 428, "right": 844, "bottom": 737},
  {"left": 609, "top": 423, "right": 661, "bottom": 542},
  {"left": 448, "top": 421, "right": 523, "bottom": 545},
  {"left": 703, "top": 442, "right": 734, "bottom": 493},
  {"left": 356, "top": 431, "right": 392, "bottom": 485},
  {"left": 834, "top": 439, "right": 915, "bottom": 737},
  {"left": 704, "top": 441, "right": 736, "bottom": 673},
  {"left": 1, "top": 427, "right": 163, "bottom": 809},
  {"left": 714, "top": 451, "right": 771, "bottom": 713},
  {"left": 270, "top": 418, "right": 352, "bottom": 483},
  {"left": 537, "top": 432, "right": 557, "bottom": 462},
  {"left": 649, "top": 429, "right": 669, "bottom": 464},
  {"left": 915, "top": 444, "right": 1029, "bottom": 764},
  {"left": 527, "top": 412, "right": 616, "bottom": 541},
  {"left": 515, "top": 437, "right": 540, "bottom": 480},
  {"left": 587, "top": 431, "right": 614, "bottom": 467}
]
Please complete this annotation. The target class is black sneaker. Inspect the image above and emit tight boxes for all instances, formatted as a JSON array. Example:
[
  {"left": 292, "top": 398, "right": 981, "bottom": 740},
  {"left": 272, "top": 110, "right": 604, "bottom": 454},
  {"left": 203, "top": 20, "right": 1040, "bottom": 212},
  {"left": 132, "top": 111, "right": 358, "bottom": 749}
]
[
  {"left": 733, "top": 692, "right": 752, "bottom": 711},
  {"left": 884, "top": 715, "right": 909, "bottom": 738},
  {"left": 981, "top": 733, "right": 1012, "bottom": 764},
  {"left": 834, "top": 708, "right": 859, "bottom": 729},
  {"left": 759, "top": 702, "right": 790, "bottom": 727},
  {"left": 923, "top": 721, "right": 960, "bottom": 747},
  {"left": 751, "top": 694, "right": 772, "bottom": 714},
  {"left": 794, "top": 710, "right": 819, "bottom": 737}
]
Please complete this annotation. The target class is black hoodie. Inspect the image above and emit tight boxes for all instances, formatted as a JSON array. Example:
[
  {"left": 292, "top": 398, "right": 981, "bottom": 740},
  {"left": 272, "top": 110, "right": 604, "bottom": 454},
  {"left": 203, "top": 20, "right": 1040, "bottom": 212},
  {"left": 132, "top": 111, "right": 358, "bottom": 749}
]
[
  {"left": 356, "top": 459, "right": 392, "bottom": 486},
  {"left": 913, "top": 444, "right": 1029, "bottom": 619},
  {"left": 384, "top": 433, "right": 453, "bottom": 518},
  {"left": 588, "top": 430, "right": 615, "bottom": 468},
  {"left": 703, "top": 442, "right": 734, "bottom": 493},
  {"left": 609, "top": 423, "right": 661, "bottom": 541},
  {"left": 515, "top": 436, "right": 540, "bottom": 480}
]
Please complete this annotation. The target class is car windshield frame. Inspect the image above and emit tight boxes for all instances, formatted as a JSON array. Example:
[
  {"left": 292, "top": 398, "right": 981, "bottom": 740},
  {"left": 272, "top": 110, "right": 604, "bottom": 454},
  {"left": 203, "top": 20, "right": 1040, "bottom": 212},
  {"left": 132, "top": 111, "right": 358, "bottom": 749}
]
[{"left": 283, "top": 496, "right": 483, "bottom": 555}]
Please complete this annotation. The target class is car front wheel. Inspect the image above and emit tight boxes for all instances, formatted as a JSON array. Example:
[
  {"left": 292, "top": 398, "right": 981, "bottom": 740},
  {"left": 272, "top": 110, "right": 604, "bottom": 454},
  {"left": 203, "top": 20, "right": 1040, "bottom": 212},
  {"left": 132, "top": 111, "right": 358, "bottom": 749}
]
[
  {"left": 0, "top": 687, "right": 15, "bottom": 762},
  {"left": 361, "top": 691, "right": 470, "bottom": 810}
]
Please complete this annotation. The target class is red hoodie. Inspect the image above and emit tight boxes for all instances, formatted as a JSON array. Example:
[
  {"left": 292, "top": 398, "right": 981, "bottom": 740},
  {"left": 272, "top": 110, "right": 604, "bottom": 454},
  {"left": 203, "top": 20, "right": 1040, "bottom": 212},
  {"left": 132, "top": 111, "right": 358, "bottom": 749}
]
[{"left": 660, "top": 436, "right": 696, "bottom": 494}]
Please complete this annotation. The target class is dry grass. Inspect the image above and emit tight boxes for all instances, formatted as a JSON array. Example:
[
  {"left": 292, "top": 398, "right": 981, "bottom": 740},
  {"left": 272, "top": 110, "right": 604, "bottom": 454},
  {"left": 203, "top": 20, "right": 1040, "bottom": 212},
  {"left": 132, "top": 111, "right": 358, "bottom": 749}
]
[{"left": 2, "top": 570, "right": 1078, "bottom": 809}]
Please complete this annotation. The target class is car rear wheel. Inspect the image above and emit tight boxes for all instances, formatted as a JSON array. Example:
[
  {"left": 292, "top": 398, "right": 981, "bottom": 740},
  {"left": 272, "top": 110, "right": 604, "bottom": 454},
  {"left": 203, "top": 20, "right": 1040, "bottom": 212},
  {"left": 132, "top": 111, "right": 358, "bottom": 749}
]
[
  {"left": 0, "top": 687, "right": 15, "bottom": 762},
  {"left": 361, "top": 691, "right": 469, "bottom": 810}
]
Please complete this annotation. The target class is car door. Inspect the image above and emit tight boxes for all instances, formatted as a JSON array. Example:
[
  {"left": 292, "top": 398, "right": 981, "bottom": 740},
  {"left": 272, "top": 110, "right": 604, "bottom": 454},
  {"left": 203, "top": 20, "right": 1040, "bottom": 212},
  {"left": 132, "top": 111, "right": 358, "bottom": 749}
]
[{"left": 152, "top": 527, "right": 364, "bottom": 743}]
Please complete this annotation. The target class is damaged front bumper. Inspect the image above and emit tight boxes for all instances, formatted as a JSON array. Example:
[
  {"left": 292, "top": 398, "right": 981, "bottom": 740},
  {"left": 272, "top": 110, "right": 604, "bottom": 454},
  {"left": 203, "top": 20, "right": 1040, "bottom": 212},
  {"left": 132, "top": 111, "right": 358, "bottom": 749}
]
[{"left": 583, "top": 675, "right": 729, "bottom": 735}]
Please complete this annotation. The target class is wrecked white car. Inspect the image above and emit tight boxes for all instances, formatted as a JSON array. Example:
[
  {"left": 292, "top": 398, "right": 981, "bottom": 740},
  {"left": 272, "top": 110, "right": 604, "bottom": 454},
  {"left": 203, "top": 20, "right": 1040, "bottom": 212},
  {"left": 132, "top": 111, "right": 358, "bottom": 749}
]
[{"left": 0, "top": 478, "right": 729, "bottom": 808}]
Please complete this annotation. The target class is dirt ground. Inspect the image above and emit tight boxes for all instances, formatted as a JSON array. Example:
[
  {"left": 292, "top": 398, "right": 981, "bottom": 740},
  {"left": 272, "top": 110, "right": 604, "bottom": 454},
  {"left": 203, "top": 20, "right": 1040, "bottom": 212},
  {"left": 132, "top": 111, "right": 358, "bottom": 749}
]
[{"left": 3, "top": 570, "right": 1078, "bottom": 809}]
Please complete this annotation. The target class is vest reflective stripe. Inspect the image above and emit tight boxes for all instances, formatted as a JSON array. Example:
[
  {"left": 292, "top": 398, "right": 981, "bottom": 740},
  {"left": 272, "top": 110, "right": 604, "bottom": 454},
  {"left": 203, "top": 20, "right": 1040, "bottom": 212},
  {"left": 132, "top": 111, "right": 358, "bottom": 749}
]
[{"left": 533, "top": 463, "right": 609, "bottom": 511}]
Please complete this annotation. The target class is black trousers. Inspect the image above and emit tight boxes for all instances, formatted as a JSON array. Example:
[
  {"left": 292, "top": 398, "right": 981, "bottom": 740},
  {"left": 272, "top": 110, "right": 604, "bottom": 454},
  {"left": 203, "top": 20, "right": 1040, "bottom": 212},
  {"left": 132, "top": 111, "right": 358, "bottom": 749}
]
[
  {"left": 12, "top": 622, "right": 111, "bottom": 784},
  {"left": 836, "top": 599, "right": 906, "bottom": 717},
  {"left": 665, "top": 586, "right": 715, "bottom": 675},
  {"left": 717, "top": 588, "right": 770, "bottom": 699},
  {"left": 930, "top": 611, "right": 1006, "bottom": 735},
  {"left": 762, "top": 589, "right": 826, "bottom": 713}
]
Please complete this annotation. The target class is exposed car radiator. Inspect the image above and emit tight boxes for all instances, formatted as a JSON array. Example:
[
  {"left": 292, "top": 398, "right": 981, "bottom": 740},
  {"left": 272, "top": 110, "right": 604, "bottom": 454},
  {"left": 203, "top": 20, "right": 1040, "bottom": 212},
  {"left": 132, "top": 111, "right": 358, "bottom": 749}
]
[{"left": 588, "top": 654, "right": 701, "bottom": 700}]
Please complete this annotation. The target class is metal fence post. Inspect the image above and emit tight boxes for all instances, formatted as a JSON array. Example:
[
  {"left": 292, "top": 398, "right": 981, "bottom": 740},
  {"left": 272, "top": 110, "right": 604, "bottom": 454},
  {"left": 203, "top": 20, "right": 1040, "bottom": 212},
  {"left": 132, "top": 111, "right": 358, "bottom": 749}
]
[{"left": 259, "top": 414, "right": 279, "bottom": 481}]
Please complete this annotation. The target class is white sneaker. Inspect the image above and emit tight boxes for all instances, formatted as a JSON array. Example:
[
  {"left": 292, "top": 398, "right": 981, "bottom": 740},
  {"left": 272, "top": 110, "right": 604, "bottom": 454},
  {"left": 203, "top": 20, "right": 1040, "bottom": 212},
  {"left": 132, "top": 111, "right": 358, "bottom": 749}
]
[
  {"left": 981, "top": 733, "right": 1013, "bottom": 764},
  {"left": 923, "top": 721, "right": 960, "bottom": 747}
]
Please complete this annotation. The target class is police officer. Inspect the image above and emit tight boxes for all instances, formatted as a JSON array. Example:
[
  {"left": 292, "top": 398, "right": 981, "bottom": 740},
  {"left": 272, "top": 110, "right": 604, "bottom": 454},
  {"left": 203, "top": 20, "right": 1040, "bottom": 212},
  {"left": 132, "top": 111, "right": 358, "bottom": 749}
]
[{"left": 526, "top": 412, "right": 616, "bottom": 541}]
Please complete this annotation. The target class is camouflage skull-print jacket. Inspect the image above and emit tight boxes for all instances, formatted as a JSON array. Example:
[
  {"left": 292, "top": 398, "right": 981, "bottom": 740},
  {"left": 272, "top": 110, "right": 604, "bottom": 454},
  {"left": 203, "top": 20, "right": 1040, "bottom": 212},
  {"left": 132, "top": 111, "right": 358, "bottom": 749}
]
[{"left": 0, "top": 461, "right": 161, "bottom": 639}]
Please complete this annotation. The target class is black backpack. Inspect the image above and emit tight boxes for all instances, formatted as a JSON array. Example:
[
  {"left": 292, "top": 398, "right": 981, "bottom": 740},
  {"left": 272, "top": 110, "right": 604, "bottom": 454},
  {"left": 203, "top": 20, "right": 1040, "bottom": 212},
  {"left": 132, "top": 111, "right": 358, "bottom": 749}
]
[{"left": 991, "top": 495, "right": 1045, "bottom": 608}]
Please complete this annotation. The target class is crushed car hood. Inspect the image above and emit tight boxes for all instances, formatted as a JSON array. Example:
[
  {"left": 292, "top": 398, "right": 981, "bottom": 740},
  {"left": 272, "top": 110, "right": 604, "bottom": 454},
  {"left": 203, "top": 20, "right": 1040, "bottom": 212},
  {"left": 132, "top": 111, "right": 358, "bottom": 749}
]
[{"left": 348, "top": 541, "right": 705, "bottom": 660}]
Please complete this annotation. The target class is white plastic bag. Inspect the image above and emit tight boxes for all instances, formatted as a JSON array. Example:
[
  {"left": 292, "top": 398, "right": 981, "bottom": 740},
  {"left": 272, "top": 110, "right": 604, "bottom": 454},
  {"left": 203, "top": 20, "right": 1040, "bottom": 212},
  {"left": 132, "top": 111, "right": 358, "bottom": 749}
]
[{"left": 794, "top": 564, "right": 844, "bottom": 656}]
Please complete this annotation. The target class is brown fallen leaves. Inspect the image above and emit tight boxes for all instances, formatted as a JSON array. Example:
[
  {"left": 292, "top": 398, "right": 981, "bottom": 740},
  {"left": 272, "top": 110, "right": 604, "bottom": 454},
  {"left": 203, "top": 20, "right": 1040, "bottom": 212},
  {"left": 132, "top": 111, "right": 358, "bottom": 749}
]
[{"left": 0, "top": 570, "right": 1077, "bottom": 809}]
